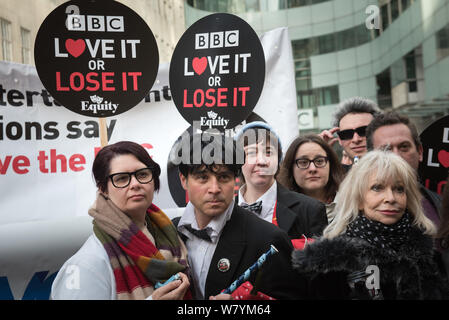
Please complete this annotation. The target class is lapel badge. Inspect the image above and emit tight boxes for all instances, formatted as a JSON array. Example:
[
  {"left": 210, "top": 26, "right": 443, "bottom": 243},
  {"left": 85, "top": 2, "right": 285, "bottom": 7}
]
[{"left": 217, "top": 258, "right": 231, "bottom": 272}]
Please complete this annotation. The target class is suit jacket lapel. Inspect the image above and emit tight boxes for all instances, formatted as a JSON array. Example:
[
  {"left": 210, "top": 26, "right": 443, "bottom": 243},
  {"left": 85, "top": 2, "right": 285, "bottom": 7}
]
[
  {"left": 205, "top": 206, "right": 247, "bottom": 297},
  {"left": 276, "top": 185, "right": 299, "bottom": 233}
]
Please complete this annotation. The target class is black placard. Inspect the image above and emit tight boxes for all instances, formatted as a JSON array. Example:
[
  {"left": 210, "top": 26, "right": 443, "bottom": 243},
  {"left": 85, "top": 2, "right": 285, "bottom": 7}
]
[
  {"left": 34, "top": 0, "right": 159, "bottom": 117},
  {"left": 418, "top": 115, "right": 449, "bottom": 194},
  {"left": 169, "top": 13, "right": 265, "bottom": 131}
]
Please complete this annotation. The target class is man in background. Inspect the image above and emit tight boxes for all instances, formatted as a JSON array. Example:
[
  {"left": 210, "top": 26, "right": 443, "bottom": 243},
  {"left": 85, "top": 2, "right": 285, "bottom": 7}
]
[{"left": 320, "top": 97, "right": 381, "bottom": 171}]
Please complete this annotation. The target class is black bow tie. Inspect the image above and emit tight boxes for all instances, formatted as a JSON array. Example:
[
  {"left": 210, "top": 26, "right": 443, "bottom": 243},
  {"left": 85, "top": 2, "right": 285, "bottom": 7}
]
[
  {"left": 184, "top": 225, "right": 212, "bottom": 242},
  {"left": 240, "top": 201, "right": 263, "bottom": 215}
]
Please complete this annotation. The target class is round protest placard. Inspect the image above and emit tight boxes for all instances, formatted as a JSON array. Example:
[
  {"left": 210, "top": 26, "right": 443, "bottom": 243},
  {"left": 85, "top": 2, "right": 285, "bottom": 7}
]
[
  {"left": 169, "top": 13, "right": 265, "bottom": 131},
  {"left": 34, "top": 0, "right": 159, "bottom": 117},
  {"left": 166, "top": 113, "right": 267, "bottom": 207},
  {"left": 418, "top": 115, "right": 449, "bottom": 194}
]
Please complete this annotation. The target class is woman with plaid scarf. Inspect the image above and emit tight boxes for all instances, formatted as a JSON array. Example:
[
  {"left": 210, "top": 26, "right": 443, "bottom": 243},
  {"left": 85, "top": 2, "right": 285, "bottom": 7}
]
[{"left": 51, "top": 141, "right": 191, "bottom": 300}]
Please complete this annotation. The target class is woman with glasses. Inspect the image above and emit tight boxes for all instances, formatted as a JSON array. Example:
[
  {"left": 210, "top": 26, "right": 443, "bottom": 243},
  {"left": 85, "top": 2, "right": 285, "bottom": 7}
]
[
  {"left": 51, "top": 141, "right": 191, "bottom": 300},
  {"left": 278, "top": 135, "right": 344, "bottom": 223},
  {"left": 292, "top": 150, "right": 449, "bottom": 299}
]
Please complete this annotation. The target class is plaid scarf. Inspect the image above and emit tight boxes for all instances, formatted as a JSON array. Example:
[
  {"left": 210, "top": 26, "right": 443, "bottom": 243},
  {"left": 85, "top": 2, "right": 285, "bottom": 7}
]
[{"left": 88, "top": 193, "right": 190, "bottom": 300}]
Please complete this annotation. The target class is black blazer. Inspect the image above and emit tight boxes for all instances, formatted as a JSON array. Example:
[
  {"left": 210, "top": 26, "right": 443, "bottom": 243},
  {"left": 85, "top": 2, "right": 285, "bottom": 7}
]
[
  {"left": 420, "top": 184, "right": 442, "bottom": 219},
  {"left": 236, "top": 183, "right": 328, "bottom": 239},
  {"left": 275, "top": 184, "right": 328, "bottom": 238},
  {"left": 173, "top": 204, "right": 307, "bottom": 300}
]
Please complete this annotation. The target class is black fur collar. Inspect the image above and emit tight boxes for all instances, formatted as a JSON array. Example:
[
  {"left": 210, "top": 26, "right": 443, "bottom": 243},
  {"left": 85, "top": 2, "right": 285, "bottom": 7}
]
[
  {"left": 293, "top": 227, "right": 433, "bottom": 275},
  {"left": 292, "top": 228, "right": 448, "bottom": 299}
]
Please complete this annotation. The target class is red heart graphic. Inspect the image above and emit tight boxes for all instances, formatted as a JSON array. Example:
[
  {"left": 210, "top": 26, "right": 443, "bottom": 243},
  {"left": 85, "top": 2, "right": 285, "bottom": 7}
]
[
  {"left": 438, "top": 150, "right": 449, "bottom": 168},
  {"left": 65, "top": 39, "right": 86, "bottom": 58},
  {"left": 192, "top": 57, "right": 207, "bottom": 75}
]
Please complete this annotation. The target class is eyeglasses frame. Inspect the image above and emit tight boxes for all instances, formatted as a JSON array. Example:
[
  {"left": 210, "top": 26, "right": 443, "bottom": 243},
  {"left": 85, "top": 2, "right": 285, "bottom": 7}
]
[
  {"left": 108, "top": 167, "right": 153, "bottom": 188},
  {"left": 295, "top": 156, "right": 329, "bottom": 169}
]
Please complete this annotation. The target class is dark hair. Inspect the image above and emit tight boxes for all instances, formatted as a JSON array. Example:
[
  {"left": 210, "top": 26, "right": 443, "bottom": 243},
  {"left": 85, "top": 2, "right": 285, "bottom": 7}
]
[
  {"left": 238, "top": 127, "right": 282, "bottom": 163},
  {"left": 332, "top": 97, "right": 381, "bottom": 128},
  {"left": 237, "top": 127, "right": 283, "bottom": 180},
  {"left": 366, "top": 111, "right": 422, "bottom": 151},
  {"left": 278, "top": 134, "right": 344, "bottom": 202},
  {"left": 92, "top": 141, "right": 161, "bottom": 192},
  {"left": 177, "top": 132, "right": 243, "bottom": 178},
  {"left": 437, "top": 177, "right": 449, "bottom": 248}
]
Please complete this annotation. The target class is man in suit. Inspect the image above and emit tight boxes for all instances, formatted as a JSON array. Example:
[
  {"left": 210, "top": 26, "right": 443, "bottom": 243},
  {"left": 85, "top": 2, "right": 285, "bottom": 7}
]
[
  {"left": 235, "top": 121, "right": 328, "bottom": 241},
  {"left": 172, "top": 132, "right": 306, "bottom": 300}
]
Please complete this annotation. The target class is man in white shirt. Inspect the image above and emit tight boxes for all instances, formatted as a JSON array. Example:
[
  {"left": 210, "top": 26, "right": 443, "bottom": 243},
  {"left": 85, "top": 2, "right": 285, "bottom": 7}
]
[{"left": 172, "top": 132, "right": 307, "bottom": 300}]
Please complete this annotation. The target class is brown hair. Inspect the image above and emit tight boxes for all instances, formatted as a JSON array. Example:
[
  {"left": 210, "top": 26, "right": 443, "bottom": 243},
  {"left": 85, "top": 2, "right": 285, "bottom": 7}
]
[{"left": 278, "top": 134, "right": 344, "bottom": 202}]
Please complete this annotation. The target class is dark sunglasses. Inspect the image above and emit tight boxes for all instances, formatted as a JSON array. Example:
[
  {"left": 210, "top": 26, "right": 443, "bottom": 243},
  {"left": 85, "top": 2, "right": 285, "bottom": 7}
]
[{"left": 337, "top": 126, "right": 368, "bottom": 140}]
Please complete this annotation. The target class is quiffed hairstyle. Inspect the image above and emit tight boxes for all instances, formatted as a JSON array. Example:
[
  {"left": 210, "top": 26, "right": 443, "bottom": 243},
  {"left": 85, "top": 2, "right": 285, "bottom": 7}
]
[
  {"left": 278, "top": 134, "right": 344, "bottom": 203},
  {"left": 177, "top": 132, "right": 243, "bottom": 178},
  {"left": 92, "top": 141, "right": 161, "bottom": 192},
  {"left": 323, "top": 150, "right": 436, "bottom": 239},
  {"left": 332, "top": 97, "right": 381, "bottom": 128},
  {"left": 366, "top": 111, "right": 422, "bottom": 151}
]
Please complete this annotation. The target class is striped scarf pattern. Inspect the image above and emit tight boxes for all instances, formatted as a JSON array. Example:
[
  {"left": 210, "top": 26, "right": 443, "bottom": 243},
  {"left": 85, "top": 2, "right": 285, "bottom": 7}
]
[{"left": 89, "top": 193, "right": 189, "bottom": 300}]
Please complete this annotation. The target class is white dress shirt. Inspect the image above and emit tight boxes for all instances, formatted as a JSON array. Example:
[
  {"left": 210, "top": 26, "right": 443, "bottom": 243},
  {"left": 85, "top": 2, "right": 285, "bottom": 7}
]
[
  {"left": 238, "top": 181, "right": 277, "bottom": 224},
  {"left": 177, "top": 200, "right": 234, "bottom": 300}
]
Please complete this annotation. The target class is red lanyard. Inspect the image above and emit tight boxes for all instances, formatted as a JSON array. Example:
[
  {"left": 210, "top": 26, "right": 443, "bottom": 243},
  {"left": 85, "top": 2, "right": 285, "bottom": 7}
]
[{"left": 272, "top": 200, "right": 278, "bottom": 226}]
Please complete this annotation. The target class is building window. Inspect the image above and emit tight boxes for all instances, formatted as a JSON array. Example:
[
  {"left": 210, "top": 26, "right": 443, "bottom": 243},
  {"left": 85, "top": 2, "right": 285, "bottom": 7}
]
[
  {"left": 381, "top": 4, "right": 390, "bottom": 32},
  {"left": 292, "top": 24, "right": 372, "bottom": 59},
  {"left": 318, "top": 33, "right": 335, "bottom": 54},
  {"left": 21, "top": 28, "right": 31, "bottom": 64},
  {"left": 1, "top": 18, "right": 12, "bottom": 61},
  {"left": 376, "top": 69, "right": 392, "bottom": 109},
  {"left": 391, "top": 0, "right": 401, "bottom": 22},
  {"left": 187, "top": 0, "right": 260, "bottom": 13},
  {"left": 187, "top": 0, "right": 331, "bottom": 11},
  {"left": 297, "top": 85, "right": 339, "bottom": 109},
  {"left": 286, "top": 0, "right": 329, "bottom": 8},
  {"left": 336, "top": 28, "right": 356, "bottom": 51},
  {"left": 401, "top": 0, "right": 412, "bottom": 11},
  {"left": 436, "top": 24, "right": 449, "bottom": 60},
  {"left": 376, "top": 0, "right": 415, "bottom": 34},
  {"left": 405, "top": 51, "right": 417, "bottom": 92},
  {"left": 292, "top": 38, "right": 318, "bottom": 59}
]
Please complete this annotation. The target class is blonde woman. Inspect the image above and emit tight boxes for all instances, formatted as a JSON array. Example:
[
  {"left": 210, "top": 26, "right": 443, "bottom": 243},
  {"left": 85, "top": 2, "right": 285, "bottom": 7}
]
[{"left": 292, "top": 150, "right": 449, "bottom": 299}]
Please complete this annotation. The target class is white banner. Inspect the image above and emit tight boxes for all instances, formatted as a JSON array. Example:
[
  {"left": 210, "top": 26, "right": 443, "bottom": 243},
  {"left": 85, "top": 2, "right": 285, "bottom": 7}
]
[{"left": 0, "top": 27, "right": 298, "bottom": 299}]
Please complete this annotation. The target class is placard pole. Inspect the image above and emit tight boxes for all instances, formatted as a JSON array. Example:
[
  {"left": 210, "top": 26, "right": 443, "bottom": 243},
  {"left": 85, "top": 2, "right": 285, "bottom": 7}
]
[{"left": 99, "top": 117, "right": 108, "bottom": 147}]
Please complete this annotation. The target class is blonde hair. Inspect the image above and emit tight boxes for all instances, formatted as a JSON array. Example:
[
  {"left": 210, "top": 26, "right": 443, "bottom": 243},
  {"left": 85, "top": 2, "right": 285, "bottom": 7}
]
[{"left": 323, "top": 150, "right": 436, "bottom": 239}]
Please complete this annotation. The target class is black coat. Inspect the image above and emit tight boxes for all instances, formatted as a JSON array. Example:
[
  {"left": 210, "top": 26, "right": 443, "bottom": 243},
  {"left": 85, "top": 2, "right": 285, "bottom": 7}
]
[
  {"left": 420, "top": 184, "right": 442, "bottom": 219},
  {"left": 173, "top": 204, "right": 308, "bottom": 299},
  {"left": 292, "top": 227, "right": 449, "bottom": 300},
  {"left": 237, "top": 184, "right": 328, "bottom": 239},
  {"left": 275, "top": 184, "right": 328, "bottom": 238}
]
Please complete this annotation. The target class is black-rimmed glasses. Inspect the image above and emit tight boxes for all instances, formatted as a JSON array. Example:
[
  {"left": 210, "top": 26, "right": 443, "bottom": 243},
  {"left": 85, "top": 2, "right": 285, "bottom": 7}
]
[
  {"left": 336, "top": 126, "right": 368, "bottom": 140},
  {"left": 295, "top": 157, "right": 328, "bottom": 169},
  {"left": 108, "top": 168, "right": 153, "bottom": 188}
]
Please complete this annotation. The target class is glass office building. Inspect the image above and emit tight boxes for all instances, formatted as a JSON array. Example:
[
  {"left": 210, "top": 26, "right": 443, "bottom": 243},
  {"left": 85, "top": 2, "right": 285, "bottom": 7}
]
[{"left": 185, "top": 0, "right": 449, "bottom": 133}]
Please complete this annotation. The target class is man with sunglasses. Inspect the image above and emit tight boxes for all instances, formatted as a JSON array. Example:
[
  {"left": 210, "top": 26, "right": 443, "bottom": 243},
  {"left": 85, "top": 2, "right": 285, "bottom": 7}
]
[
  {"left": 319, "top": 97, "right": 381, "bottom": 171},
  {"left": 235, "top": 122, "right": 328, "bottom": 242}
]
